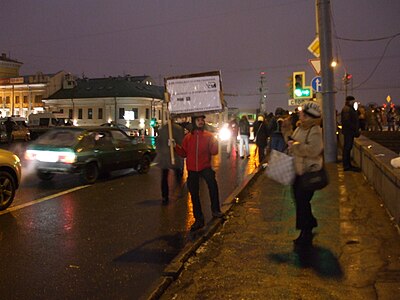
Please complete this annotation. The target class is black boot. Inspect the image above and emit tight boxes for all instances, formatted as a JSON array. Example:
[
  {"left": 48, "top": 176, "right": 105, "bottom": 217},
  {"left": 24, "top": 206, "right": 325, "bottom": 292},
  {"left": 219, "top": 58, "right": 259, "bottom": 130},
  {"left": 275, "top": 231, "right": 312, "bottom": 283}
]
[
  {"left": 190, "top": 218, "right": 205, "bottom": 232},
  {"left": 293, "top": 229, "right": 313, "bottom": 245}
]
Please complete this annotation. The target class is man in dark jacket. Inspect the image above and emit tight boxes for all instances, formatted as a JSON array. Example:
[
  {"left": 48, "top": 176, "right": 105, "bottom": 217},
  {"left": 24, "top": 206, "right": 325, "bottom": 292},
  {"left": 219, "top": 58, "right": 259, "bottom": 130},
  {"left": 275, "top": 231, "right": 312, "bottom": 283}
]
[
  {"left": 175, "top": 115, "right": 223, "bottom": 231},
  {"left": 341, "top": 95, "right": 361, "bottom": 172},
  {"left": 253, "top": 114, "right": 269, "bottom": 163},
  {"left": 155, "top": 120, "right": 184, "bottom": 205},
  {"left": 4, "top": 117, "right": 14, "bottom": 144}
]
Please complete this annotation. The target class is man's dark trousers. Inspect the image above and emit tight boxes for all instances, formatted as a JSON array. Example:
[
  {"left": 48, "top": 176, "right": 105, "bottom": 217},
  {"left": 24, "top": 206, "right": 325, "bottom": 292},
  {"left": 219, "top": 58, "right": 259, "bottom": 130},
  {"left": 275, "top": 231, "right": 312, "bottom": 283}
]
[
  {"left": 342, "top": 133, "right": 354, "bottom": 169},
  {"left": 187, "top": 168, "right": 220, "bottom": 221}
]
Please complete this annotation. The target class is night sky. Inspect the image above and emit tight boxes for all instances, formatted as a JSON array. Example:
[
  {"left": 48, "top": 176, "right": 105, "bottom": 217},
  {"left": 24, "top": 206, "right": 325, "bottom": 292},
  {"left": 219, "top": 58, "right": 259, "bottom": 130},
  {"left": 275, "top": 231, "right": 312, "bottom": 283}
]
[{"left": 1, "top": 0, "right": 399, "bottom": 112}]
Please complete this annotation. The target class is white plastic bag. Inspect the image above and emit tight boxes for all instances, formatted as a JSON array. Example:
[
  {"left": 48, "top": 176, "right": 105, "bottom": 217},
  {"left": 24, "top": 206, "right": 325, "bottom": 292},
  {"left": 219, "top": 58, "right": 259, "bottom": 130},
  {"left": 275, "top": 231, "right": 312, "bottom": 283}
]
[
  {"left": 391, "top": 157, "right": 400, "bottom": 168},
  {"left": 265, "top": 150, "right": 296, "bottom": 185}
]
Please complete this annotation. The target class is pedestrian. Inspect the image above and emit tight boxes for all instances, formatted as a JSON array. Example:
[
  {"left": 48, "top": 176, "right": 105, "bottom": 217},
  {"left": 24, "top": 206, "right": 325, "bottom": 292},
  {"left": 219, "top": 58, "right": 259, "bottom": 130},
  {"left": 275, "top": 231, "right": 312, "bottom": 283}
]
[
  {"left": 386, "top": 107, "right": 396, "bottom": 131},
  {"left": 288, "top": 102, "right": 323, "bottom": 246},
  {"left": 358, "top": 105, "right": 366, "bottom": 131},
  {"left": 175, "top": 114, "right": 223, "bottom": 232},
  {"left": 4, "top": 117, "right": 14, "bottom": 144},
  {"left": 340, "top": 95, "right": 361, "bottom": 172},
  {"left": 238, "top": 115, "right": 250, "bottom": 159},
  {"left": 268, "top": 108, "right": 286, "bottom": 152},
  {"left": 226, "top": 116, "right": 239, "bottom": 158},
  {"left": 252, "top": 114, "right": 269, "bottom": 163},
  {"left": 155, "top": 120, "right": 185, "bottom": 205}
]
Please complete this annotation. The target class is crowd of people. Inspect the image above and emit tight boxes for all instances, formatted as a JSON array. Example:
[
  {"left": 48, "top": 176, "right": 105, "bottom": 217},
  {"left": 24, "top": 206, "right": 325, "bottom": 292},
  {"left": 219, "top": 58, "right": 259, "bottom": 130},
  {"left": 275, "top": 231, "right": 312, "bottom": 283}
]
[{"left": 154, "top": 98, "right": 398, "bottom": 243}]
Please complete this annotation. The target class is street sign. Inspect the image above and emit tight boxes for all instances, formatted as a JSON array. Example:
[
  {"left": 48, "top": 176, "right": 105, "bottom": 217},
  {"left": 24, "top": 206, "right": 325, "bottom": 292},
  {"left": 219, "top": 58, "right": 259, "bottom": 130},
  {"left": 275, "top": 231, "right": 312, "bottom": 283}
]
[
  {"left": 288, "top": 98, "right": 307, "bottom": 106},
  {"left": 308, "top": 37, "right": 320, "bottom": 58},
  {"left": 309, "top": 58, "right": 321, "bottom": 75},
  {"left": 311, "top": 76, "right": 322, "bottom": 93}
]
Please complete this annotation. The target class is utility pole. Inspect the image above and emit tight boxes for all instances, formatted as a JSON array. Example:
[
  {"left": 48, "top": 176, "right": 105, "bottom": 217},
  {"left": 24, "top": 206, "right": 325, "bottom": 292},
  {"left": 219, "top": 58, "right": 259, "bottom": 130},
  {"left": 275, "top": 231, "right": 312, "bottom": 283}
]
[
  {"left": 259, "top": 72, "right": 267, "bottom": 115},
  {"left": 317, "top": 0, "right": 337, "bottom": 163}
]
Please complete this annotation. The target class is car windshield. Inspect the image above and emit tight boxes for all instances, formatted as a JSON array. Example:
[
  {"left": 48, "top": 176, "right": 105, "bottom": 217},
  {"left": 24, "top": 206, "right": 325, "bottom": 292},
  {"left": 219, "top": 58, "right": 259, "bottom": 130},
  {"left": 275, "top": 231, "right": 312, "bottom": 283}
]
[{"left": 35, "top": 129, "right": 83, "bottom": 146}]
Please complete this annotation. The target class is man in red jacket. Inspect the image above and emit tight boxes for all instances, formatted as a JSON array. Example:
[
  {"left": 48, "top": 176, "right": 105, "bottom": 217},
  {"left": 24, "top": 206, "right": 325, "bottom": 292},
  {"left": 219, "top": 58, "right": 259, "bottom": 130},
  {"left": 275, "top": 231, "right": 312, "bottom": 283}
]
[{"left": 175, "top": 114, "right": 223, "bottom": 231}]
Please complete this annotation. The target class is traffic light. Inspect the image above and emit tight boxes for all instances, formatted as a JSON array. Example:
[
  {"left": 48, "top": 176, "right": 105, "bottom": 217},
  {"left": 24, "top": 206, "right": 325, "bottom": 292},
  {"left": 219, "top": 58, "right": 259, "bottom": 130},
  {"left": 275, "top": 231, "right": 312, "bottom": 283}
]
[
  {"left": 292, "top": 72, "right": 311, "bottom": 99},
  {"left": 343, "top": 73, "right": 352, "bottom": 85},
  {"left": 150, "top": 118, "right": 157, "bottom": 127}
]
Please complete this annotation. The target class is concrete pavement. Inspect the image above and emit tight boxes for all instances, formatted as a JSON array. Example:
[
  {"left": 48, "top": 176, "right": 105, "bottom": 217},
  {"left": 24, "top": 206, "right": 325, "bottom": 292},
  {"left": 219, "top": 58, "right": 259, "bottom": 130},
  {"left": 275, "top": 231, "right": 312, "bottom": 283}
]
[{"left": 155, "top": 163, "right": 400, "bottom": 299}]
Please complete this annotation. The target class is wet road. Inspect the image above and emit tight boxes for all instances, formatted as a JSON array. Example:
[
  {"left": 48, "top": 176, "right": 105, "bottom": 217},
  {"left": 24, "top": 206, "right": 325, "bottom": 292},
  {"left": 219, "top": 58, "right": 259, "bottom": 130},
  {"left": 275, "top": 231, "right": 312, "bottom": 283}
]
[{"left": 0, "top": 141, "right": 258, "bottom": 299}]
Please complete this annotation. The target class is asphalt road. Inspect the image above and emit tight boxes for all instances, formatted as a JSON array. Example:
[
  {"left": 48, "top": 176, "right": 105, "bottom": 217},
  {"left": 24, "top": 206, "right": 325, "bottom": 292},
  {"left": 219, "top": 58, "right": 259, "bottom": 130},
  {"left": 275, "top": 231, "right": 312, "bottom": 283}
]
[{"left": 0, "top": 141, "right": 258, "bottom": 299}]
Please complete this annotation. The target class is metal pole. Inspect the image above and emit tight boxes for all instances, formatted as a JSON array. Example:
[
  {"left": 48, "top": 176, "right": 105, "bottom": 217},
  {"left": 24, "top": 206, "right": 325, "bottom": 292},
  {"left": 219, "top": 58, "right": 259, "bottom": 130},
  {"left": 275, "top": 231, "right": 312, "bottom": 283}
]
[{"left": 317, "top": 0, "right": 337, "bottom": 163}]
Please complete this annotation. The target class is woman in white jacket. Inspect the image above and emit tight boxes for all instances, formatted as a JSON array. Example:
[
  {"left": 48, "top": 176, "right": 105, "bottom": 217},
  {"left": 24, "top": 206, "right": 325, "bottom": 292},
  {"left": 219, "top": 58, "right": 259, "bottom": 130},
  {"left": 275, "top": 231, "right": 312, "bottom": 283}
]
[{"left": 288, "top": 102, "right": 323, "bottom": 246}]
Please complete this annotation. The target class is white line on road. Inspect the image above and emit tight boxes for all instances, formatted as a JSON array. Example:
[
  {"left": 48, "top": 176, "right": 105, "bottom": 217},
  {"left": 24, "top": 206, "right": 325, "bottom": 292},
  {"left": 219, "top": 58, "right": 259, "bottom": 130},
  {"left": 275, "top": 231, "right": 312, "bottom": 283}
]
[{"left": 0, "top": 185, "right": 90, "bottom": 216}]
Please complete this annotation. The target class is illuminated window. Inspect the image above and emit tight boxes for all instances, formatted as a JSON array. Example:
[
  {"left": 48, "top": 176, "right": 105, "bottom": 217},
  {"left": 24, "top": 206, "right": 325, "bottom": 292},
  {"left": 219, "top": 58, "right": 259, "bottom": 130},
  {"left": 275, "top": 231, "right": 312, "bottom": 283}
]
[{"left": 88, "top": 108, "right": 93, "bottom": 119}]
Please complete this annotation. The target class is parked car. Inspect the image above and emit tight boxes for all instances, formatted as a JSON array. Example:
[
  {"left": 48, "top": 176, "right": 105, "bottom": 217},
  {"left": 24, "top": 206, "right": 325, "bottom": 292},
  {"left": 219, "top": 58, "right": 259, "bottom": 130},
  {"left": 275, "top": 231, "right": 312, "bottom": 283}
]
[
  {"left": 0, "top": 118, "right": 30, "bottom": 142},
  {"left": 0, "top": 149, "right": 22, "bottom": 211},
  {"left": 25, "top": 126, "right": 156, "bottom": 184},
  {"left": 100, "top": 122, "right": 139, "bottom": 137}
]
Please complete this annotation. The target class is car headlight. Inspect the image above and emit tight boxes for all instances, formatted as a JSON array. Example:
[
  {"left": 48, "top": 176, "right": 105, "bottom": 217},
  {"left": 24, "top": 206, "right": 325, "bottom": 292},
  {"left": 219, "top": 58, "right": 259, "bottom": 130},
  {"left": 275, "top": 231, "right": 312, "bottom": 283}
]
[{"left": 218, "top": 126, "right": 231, "bottom": 141}]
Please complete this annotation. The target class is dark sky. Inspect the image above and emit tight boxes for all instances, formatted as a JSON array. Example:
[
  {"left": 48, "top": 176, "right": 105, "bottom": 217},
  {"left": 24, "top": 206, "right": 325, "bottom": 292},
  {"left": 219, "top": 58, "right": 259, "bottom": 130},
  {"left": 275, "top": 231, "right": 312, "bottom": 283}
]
[{"left": 1, "top": 0, "right": 399, "bottom": 112}]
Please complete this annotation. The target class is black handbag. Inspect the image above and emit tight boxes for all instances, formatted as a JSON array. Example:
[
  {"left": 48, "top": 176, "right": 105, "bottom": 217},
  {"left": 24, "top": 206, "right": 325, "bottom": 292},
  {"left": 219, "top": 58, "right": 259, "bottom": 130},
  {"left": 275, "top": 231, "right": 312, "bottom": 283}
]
[{"left": 298, "top": 166, "right": 329, "bottom": 191}]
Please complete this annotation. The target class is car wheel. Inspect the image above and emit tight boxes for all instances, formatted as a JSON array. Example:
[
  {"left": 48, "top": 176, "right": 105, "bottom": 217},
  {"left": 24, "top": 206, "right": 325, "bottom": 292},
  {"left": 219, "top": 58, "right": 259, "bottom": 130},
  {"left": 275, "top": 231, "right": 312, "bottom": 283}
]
[
  {"left": 0, "top": 171, "right": 16, "bottom": 211},
  {"left": 136, "top": 155, "right": 151, "bottom": 174},
  {"left": 37, "top": 171, "right": 55, "bottom": 181},
  {"left": 80, "top": 162, "right": 99, "bottom": 184}
]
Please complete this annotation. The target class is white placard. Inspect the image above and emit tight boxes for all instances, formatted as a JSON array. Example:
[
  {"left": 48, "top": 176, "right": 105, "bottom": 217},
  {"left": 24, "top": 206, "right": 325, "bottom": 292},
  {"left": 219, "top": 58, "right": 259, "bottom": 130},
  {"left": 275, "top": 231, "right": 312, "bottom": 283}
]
[{"left": 166, "top": 74, "right": 223, "bottom": 115}]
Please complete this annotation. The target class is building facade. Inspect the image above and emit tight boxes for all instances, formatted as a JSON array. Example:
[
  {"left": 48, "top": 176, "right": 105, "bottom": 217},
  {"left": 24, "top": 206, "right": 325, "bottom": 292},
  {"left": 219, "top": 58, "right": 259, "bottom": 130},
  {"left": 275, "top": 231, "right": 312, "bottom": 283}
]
[
  {"left": 44, "top": 75, "right": 165, "bottom": 136},
  {"left": 0, "top": 53, "right": 66, "bottom": 118}
]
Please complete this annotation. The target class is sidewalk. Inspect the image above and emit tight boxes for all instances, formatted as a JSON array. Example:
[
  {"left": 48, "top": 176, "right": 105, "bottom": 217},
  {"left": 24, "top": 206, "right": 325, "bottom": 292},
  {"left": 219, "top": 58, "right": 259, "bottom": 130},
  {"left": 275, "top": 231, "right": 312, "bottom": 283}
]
[{"left": 158, "top": 163, "right": 400, "bottom": 299}]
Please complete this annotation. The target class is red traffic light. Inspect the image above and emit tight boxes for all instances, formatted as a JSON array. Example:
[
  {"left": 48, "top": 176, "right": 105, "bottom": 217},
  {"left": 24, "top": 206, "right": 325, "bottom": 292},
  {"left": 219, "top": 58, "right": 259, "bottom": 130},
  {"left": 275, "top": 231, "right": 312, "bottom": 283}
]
[{"left": 346, "top": 74, "right": 352, "bottom": 80}]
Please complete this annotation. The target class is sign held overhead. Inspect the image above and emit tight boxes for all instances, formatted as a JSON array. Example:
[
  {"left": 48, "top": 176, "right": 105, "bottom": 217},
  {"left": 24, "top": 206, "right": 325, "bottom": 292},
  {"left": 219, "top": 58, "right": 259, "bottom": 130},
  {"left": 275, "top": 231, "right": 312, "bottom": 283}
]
[{"left": 165, "top": 71, "right": 224, "bottom": 116}]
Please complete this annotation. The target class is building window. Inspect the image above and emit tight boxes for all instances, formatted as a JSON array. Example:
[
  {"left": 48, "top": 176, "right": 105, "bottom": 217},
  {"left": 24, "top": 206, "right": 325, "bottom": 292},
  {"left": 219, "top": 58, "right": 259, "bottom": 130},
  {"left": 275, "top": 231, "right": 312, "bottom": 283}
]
[
  {"left": 35, "top": 95, "right": 43, "bottom": 103},
  {"left": 6, "top": 96, "right": 10, "bottom": 104},
  {"left": 119, "top": 108, "right": 125, "bottom": 119},
  {"left": 15, "top": 96, "right": 20, "bottom": 104},
  {"left": 98, "top": 108, "right": 103, "bottom": 119},
  {"left": 78, "top": 109, "right": 83, "bottom": 119},
  {"left": 69, "top": 109, "right": 73, "bottom": 119},
  {"left": 88, "top": 108, "right": 93, "bottom": 119},
  {"left": 23, "top": 96, "right": 28, "bottom": 103},
  {"left": 132, "top": 108, "right": 138, "bottom": 120},
  {"left": 145, "top": 108, "right": 150, "bottom": 119}
]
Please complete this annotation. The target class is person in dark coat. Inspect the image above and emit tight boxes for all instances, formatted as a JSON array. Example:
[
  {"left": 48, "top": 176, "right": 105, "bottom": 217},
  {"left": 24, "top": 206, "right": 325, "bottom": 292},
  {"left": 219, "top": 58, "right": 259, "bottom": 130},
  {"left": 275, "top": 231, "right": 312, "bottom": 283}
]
[
  {"left": 154, "top": 120, "right": 185, "bottom": 205},
  {"left": 252, "top": 114, "right": 269, "bottom": 163},
  {"left": 4, "top": 117, "right": 14, "bottom": 144},
  {"left": 340, "top": 95, "right": 360, "bottom": 172}
]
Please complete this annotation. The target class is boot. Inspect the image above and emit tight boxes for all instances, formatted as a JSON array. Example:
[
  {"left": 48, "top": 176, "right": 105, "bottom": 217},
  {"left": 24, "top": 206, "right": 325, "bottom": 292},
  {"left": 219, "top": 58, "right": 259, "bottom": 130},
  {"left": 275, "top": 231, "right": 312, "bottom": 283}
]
[
  {"left": 293, "top": 229, "right": 313, "bottom": 245},
  {"left": 190, "top": 218, "right": 205, "bottom": 232}
]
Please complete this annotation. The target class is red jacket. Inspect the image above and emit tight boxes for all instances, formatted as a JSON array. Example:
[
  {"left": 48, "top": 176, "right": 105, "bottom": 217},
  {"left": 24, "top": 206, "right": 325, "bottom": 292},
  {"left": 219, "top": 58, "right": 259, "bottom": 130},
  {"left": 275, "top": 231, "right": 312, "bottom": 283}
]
[{"left": 175, "top": 129, "right": 218, "bottom": 171}]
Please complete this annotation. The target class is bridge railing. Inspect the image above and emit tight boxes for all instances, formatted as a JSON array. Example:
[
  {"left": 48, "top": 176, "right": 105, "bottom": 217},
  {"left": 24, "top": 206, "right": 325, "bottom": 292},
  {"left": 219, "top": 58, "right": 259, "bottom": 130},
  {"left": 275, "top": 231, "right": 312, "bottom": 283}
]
[{"left": 352, "top": 135, "right": 400, "bottom": 228}]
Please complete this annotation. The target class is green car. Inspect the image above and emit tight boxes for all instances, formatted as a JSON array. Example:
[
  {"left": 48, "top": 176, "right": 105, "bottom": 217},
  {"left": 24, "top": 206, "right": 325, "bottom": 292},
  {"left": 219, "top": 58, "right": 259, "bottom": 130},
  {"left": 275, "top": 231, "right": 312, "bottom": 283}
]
[{"left": 25, "top": 127, "right": 156, "bottom": 184}]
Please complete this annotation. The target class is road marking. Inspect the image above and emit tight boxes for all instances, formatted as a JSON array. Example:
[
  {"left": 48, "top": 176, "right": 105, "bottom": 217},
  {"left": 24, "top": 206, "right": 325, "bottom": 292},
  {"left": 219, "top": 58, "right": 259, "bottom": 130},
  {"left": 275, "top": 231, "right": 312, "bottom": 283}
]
[{"left": 0, "top": 185, "right": 90, "bottom": 216}]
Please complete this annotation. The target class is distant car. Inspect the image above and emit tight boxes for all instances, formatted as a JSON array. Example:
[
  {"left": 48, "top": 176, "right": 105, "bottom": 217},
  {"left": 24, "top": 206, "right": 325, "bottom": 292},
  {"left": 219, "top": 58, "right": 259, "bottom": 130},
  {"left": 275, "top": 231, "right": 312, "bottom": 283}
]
[
  {"left": 0, "top": 118, "right": 30, "bottom": 142},
  {"left": 25, "top": 126, "right": 156, "bottom": 184},
  {"left": 0, "top": 149, "right": 22, "bottom": 211},
  {"left": 100, "top": 122, "right": 139, "bottom": 137}
]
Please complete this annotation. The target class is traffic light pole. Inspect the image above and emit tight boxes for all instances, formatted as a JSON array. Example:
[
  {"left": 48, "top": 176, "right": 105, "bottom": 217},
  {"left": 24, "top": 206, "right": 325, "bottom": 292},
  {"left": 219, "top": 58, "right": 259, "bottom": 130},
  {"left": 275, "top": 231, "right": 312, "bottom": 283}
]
[{"left": 317, "top": 0, "right": 337, "bottom": 163}]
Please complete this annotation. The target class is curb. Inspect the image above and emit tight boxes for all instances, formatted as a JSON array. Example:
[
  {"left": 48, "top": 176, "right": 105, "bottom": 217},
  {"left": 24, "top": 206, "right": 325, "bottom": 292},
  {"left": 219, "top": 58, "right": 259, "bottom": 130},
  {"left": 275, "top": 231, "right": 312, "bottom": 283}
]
[{"left": 144, "top": 165, "right": 264, "bottom": 300}]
